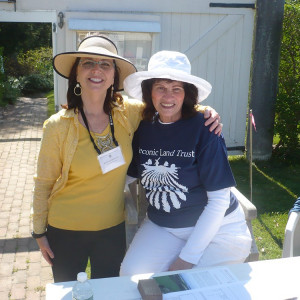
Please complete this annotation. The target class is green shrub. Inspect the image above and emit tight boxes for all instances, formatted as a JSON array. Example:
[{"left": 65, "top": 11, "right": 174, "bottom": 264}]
[
  {"left": 2, "top": 77, "right": 21, "bottom": 105},
  {"left": 0, "top": 77, "right": 21, "bottom": 107},
  {"left": 19, "top": 74, "right": 53, "bottom": 95},
  {"left": 0, "top": 82, "right": 4, "bottom": 106},
  {"left": 0, "top": 47, "right": 5, "bottom": 105},
  {"left": 4, "top": 47, "right": 53, "bottom": 79},
  {"left": 16, "top": 47, "right": 54, "bottom": 95},
  {"left": 4, "top": 55, "right": 27, "bottom": 78},
  {"left": 17, "top": 47, "right": 53, "bottom": 79},
  {"left": 274, "top": 2, "right": 300, "bottom": 161}
]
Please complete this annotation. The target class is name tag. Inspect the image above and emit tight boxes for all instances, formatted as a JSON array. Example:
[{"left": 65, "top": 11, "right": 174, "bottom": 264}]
[{"left": 97, "top": 146, "right": 125, "bottom": 174}]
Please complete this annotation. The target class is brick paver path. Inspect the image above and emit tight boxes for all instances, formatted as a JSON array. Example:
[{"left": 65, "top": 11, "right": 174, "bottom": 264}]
[{"left": 0, "top": 97, "right": 53, "bottom": 300}]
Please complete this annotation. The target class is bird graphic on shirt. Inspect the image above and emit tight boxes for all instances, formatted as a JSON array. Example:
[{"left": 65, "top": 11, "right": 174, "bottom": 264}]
[{"left": 141, "top": 159, "right": 188, "bottom": 212}]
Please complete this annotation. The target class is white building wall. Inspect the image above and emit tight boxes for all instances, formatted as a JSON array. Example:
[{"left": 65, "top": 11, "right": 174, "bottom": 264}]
[
  {"left": 2, "top": 0, "right": 228, "bottom": 13},
  {"left": 0, "top": 0, "right": 256, "bottom": 151}
]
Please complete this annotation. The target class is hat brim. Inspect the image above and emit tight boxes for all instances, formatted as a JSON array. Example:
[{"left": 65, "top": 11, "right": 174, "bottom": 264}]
[
  {"left": 53, "top": 51, "right": 137, "bottom": 91},
  {"left": 123, "top": 68, "right": 212, "bottom": 102}
]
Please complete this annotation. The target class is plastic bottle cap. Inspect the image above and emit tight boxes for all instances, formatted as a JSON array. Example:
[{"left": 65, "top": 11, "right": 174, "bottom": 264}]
[{"left": 77, "top": 272, "right": 88, "bottom": 282}]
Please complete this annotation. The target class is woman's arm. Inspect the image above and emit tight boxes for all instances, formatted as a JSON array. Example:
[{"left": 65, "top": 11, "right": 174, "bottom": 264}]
[
  {"left": 168, "top": 188, "right": 231, "bottom": 271},
  {"left": 33, "top": 119, "right": 62, "bottom": 234},
  {"left": 32, "top": 118, "right": 64, "bottom": 265}
]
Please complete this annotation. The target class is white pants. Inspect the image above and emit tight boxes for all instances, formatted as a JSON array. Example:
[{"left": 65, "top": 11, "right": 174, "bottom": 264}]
[{"left": 120, "top": 204, "right": 252, "bottom": 276}]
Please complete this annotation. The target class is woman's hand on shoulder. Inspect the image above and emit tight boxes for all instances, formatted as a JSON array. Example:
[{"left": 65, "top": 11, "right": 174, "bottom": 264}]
[
  {"left": 36, "top": 236, "right": 54, "bottom": 266},
  {"left": 168, "top": 257, "right": 194, "bottom": 272},
  {"left": 203, "top": 107, "right": 223, "bottom": 136}
]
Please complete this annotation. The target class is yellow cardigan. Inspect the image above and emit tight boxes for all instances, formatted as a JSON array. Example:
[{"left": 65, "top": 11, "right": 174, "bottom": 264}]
[{"left": 32, "top": 99, "right": 143, "bottom": 233}]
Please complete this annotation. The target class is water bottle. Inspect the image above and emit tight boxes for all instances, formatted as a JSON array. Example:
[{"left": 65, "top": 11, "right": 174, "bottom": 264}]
[{"left": 72, "top": 272, "right": 93, "bottom": 300}]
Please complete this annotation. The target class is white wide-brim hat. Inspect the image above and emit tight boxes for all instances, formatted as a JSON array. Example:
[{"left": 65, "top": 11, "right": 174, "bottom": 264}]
[
  {"left": 124, "top": 50, "right": 212, "bottom": 102},
  {"left": 53, "top": 35, "right": 137, "bottom": 91}
]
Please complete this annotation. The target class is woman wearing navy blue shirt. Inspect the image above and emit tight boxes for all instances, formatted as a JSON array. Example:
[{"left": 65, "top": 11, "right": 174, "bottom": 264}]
[{"left": 120, "top": 51, "right": 252, "bottom": 275}]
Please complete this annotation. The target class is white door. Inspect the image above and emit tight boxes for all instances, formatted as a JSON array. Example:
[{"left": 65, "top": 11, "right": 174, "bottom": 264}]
[{"left": 158, "top": 9, "right": 255, "bottom": 151}]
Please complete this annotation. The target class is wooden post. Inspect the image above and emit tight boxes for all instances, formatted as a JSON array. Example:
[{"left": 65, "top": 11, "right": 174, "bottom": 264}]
[
  {"left": 247, "top": 0, "right": 285, "bottom": 160},
  {"left": 249, "top": 109, "right": 253, "bottom": 202}
]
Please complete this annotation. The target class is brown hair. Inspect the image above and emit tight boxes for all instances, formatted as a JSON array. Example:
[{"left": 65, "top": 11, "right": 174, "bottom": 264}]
[
  {"left": 141, "top": 79, "right": 198, "bottom": 122},
  {"left": 63, "top": 58, "right": 123, "bottom": 113}
]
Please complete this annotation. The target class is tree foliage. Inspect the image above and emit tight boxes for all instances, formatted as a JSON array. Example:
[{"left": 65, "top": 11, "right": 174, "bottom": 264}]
[
  {"left": 0, "top": 23, "right": 52, "bottom": 101},
  {"left": 0, "top": 23, "right": 51, "bottom": 57},
  {"left": 274, "top": 2, "right": 300, "bottom": 161},
  {"left": 17, "top": 47, "right": 53, "bottom": 78}
]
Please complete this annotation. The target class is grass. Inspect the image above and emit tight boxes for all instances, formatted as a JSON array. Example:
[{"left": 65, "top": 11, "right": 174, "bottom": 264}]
[
  {"left": 229, "top": 155, "right": 300, "bottom": 260},
  {"left": 46, "top": 90, "right": 56, "bottom": 117}
]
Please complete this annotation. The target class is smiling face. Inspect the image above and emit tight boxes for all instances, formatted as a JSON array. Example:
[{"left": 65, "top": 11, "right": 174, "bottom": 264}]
[
  {"left": 76, "top": 57, "right": 115, "bottom": 96},
  {"left": 151, "top": 79, "right": 185, "bottom": 123}
]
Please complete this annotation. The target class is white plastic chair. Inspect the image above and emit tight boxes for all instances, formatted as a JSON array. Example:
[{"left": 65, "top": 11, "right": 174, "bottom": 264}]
[{"left": 282, "top": 211, "right": 300, "bottom": 258}]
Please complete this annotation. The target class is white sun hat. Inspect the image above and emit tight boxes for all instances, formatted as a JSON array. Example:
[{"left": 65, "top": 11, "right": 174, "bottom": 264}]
[{"left": 123, "top": 50, "right": 212, "bottom": 102}]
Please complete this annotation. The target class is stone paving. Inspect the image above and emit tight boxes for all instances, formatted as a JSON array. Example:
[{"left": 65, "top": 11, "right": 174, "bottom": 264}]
[{"left": 0, "top": 96, "right": 53, "bottom": 299}]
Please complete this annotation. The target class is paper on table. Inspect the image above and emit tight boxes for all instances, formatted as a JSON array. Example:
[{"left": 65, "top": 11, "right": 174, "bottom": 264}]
[{"left": 153, "top": 267, "right": 251, "bottom": 300}]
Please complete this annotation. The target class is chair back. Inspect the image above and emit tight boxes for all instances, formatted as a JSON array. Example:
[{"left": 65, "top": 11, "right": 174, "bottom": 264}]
[{"left": 282, "top": 211, "right": 300, "bottom": 258}]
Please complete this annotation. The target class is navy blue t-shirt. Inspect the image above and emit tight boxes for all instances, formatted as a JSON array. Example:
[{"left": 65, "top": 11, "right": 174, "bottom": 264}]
[{"left": 128, "top": 113, "right": 237, "bottom": 228}]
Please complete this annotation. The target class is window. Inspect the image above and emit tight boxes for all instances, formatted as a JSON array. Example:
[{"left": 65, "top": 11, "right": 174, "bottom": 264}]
[{"left": 77, "top": 31, "right": 152, "bottom": 71}]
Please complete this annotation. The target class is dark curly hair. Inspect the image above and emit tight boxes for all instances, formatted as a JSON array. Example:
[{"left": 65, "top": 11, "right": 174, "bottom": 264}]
[
  {"left": 63, "top": 57, "right": 123, "bottom": 113},
  {"left": 141, "top": 78, "right": 198, "bottom": 122}
]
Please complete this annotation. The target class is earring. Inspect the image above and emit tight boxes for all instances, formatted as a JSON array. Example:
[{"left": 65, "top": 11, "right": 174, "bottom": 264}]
[
  {"left": 111, "top": 85, "right": 114, "bottom": 99},
  {"left": 74, "top": 83, "right": 82, "bottom": 96}
]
